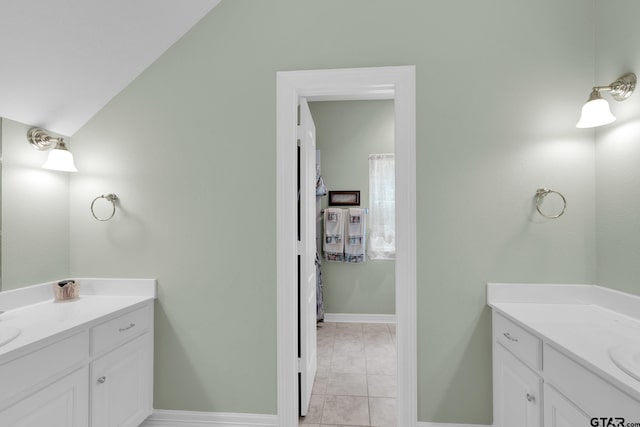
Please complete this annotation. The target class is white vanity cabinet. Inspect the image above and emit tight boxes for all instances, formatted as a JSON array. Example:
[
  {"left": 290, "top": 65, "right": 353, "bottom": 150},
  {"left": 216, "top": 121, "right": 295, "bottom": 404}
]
[
  {"left": 0, "top": 367, "right": 88, "bottom": 427},
  {"left": 0, "top": 331, "right": 90, "bottom": 427},
  {"left": 544, "top": 344, "right": 640, "bottom": 420},
  {"left": 491, "top": 305, "right": 640, "bottom": 427},
  {"left": 0, "top": 298, "right": 154, "bottom": 427},
  {"left": 90, "top": 305, "right": 153, "bottom": 427},
  {"left": 543, "top": 384, "right": 590, "bottom": 427},
  {"left": 494, "top": 344, "right": 542, "bottom": 427},
  {"left": 493, "top": 312, "right": 542, "bottom": 427}
]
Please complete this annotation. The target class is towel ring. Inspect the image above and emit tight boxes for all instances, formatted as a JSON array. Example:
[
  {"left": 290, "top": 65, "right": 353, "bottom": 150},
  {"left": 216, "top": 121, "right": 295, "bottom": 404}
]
[
  {"left": 91, "top": 194, "right": 118, "bottom": 221},
  {"left": 535, "top": 188, "right": 566, "bottom": 219}
]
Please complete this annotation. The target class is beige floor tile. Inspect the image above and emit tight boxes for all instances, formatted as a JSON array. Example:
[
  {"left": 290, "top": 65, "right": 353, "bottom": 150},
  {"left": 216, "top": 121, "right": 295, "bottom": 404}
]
[
  {"left": 300, "top": 394, "right": 324, "bottom": 424},
  {"left": 312, "top": 371, "right": 329, "bottom": 395},
  {"left": 318, "top": 343, "right": 334, "bottom": 359},
  {"left": 317, "top": 351, "right": 332, "bottom": 373},
  {"left": 364, "top": 343, "right": 396, "bottom": 359},
  {"left": 363, "top": 335, "right": 394, "bottom": 347},
  {"left": 317, "top": 328, "right": 335, "bottom": 339},
  {"left": 335, "top": 322, "right": 362, "bottom": 331},
  {"left": 366, "top": 356, "right": 397, "bottom": 375},
  {"left": 318, "top": 333, "right": 335, "bottom": 345},
  {"left": 363, "top": 323, "right": 390, "bottom": 332},
  {"left": 367, "top": 374, "right": 397, "bottom": 398},
  {"left": 334, "top": 331, "right": 363, "bottom": 342},
  {"left": 333, "top": 338, "right": 365, "bottom": 354},
  {"left": 321, "top": 395, "right": 370, "bottom": 426},
  {"left": 326, "top": 372, "right": 368, "bottom": 396},
  {"left": 319, "top": 321, "right": 336, "bottom": 329},
  {"left": 369, "top": 397, "right": 397, "bottom": 427},
  {"left": 331, "top": 352, "right": 367, "bottom": 374},
  {"left": 306, "top": 321, "right": 398, "bottom": 427}
]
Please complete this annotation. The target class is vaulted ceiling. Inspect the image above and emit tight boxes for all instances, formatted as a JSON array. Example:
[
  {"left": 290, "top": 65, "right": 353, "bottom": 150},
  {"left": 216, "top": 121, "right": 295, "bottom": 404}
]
[{"left": 0, "top": 0, "right": 221, "bottom": 136}]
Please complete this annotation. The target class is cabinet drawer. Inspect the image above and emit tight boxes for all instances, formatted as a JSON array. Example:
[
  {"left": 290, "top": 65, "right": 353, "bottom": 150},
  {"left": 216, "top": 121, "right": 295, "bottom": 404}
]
[
  {"left": 91, "top": 305, "right": 151, "bottom": 356},
  {"left": 0, "top": 331, "right": 88, "bottom": 405},
  {"left": 493, "top": 312, "right": 541, "bottom": 371},
  {"left": 545, "top": 344, "right": 640, "bottom": 418}
]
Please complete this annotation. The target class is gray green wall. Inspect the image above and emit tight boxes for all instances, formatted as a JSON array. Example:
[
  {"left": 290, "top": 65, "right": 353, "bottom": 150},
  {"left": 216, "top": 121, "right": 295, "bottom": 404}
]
[
  {"left": 595, "top": 0, "right": 640, "bottom": 297},
  {"left": 309, "top": 100, "right": 395, "bottom": 315},
  {"left": 66, "top": 1, "right": 597, "bottom": 423},
  {"left": 1, "top": 118, "right": 70, "bottom": 290}
]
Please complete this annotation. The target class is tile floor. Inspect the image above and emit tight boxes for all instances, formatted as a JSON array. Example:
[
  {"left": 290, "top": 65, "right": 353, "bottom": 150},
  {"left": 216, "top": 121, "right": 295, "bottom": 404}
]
[{"left": 299, "top": 322, "right": 397, "bottom": 427}]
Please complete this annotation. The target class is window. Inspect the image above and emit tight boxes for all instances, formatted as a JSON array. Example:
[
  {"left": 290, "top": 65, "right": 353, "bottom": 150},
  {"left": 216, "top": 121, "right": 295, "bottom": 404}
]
[{"left": 368, "top": 153, "right": 395, "bottom": 260}]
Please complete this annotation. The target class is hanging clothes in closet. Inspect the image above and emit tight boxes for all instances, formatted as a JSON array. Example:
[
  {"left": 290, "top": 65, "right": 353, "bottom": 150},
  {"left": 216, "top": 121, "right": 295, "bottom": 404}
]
[
  {"left": 315, "top": 149, "right": 326, "bottom": 321},
  {"left": 315, "top": 253, "right": 324, "bottom": 322}
]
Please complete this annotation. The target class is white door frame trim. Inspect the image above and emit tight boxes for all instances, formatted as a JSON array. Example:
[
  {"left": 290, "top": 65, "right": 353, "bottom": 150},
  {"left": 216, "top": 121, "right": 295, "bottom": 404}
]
[{"left": 276, "top": 65, "right": 417, "bottom": 427}]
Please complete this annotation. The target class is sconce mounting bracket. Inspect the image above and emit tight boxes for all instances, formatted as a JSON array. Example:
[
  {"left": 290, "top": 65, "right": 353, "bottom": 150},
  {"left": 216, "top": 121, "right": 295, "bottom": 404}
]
[
  {"left": 609, "top": 73, "right": 636, "bottom": 102},
  {"left": 27, "top": 127, "right": 62, "bottom": 151}
]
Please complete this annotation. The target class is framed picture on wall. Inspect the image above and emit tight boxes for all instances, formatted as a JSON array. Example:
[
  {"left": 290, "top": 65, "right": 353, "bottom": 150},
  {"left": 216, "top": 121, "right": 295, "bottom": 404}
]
[{"left": 328, "top": 191, "right": 360, "bottom": 206}]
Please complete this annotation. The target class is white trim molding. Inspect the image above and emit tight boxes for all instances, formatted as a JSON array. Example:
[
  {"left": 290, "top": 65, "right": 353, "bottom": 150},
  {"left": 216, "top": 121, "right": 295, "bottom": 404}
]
[
  {"left": 323, "top": 313, "right": 396, "bottom": 324},
  {"left": 276, "top": 65, "right": 417, "bottom": 427},
  {"left": 140, "top": 410, "right": 278, "bottom": 427}
]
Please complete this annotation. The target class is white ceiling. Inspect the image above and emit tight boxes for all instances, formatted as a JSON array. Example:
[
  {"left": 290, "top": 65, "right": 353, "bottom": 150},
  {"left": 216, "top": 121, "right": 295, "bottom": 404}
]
[{"left": 0, "top": 0, "right": 221, "bottom": 136}]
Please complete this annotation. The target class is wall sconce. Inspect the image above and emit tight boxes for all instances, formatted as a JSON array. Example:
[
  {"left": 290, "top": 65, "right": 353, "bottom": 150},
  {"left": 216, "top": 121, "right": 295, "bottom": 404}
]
[
  {"left": 27, "top": 128, "right": 78, "bottom": 172},
  {"left": 576, "top": 73, "right": 636, "bottom": 128}
]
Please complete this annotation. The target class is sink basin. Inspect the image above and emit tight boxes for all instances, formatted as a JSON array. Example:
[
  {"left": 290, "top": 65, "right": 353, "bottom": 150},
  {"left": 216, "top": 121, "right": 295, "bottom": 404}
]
[
  {"left": 0, "top": 327, "right": 21, "bottom": 347},
  {"left": 610, "top": 344, "right": 640, "bottom": 382}
]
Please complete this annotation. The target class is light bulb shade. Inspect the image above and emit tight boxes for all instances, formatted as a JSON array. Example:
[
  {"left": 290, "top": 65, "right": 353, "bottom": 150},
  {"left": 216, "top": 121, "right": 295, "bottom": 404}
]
[
  {"left": 576, "top": 96, "right": 616, "bottom": 128},
  {"left": 42, "top": 147, "right": 78, "bottom": 172}
]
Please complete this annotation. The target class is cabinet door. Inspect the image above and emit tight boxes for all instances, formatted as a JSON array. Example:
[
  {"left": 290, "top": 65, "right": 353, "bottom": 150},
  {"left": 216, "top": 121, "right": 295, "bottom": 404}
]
[
  {"left": 0, "top": 367, "right": 88, "bottom": 427},
  {"left": 544, "top": 384, "right": 591, "bottom": 427},
  {"left": 494, "top": 344, "right": 542, "bottom": 427},
  {"left": 91, "top": 333, "right": 153, "bottom": 427}
]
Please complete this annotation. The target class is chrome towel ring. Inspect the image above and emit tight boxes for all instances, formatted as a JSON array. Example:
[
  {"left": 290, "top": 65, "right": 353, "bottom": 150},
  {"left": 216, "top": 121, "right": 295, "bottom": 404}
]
[
  {"left": 91, "top": 194, "right": 118, "bottom": 221},
  {"left": 535, "top": 188, "right": 566, "bottom": 219}
]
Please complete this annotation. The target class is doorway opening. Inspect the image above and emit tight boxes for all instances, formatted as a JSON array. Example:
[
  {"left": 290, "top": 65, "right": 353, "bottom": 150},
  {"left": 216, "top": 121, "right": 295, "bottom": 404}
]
[
  {"left": 304, "top": 99, "right": 397, "bottom": 425},
  {"left": 276, "top": 66, "right": 417, "bottom": 427}
]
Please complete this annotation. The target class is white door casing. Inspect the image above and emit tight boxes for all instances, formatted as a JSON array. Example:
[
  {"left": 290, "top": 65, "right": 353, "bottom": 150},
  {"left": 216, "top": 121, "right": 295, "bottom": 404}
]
[
  {"left": 298, "top": 97, "right": 317, "bottom": 416},
  {"left": 276, "top": 66, "right": 417, "bottom": 427}
]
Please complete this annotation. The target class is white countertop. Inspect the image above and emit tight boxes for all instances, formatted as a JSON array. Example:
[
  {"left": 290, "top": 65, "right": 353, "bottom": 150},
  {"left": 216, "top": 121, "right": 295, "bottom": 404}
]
[
  {"left": 0, "top": 278, "right": 156, "bottom": 360},
  {"left": 488, "top": 283, "right": 640, "bottom": 402}
]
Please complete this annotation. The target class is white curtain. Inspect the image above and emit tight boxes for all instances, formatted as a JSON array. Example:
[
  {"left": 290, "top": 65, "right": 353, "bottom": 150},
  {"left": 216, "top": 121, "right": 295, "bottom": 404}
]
[{"left": 368, "top": 154, "right": 395, "bottom": 260}]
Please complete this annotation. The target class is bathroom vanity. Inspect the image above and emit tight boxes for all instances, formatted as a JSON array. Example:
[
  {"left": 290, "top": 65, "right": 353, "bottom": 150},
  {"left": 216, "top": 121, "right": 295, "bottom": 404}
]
[
  {"left": 0, "top": 278, "right": 156, "bottom": 427},
  {"left": 488, "top": 283, "right": 640, "bottom": 427}
]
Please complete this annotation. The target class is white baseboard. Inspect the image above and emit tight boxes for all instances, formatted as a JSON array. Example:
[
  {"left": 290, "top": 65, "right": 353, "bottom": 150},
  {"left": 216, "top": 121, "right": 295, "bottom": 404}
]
[
  {"left": 417, "top": 423, "right": 491, "bottom": 427},
  {"left": 323, "top": 313, "right": 396, "bottom": 323},
  {"left": 140, "top": 410, "right": 278, "bottom": 427},
  {"left": 140, "top": 409, "right": 490, "bottom": 427}
]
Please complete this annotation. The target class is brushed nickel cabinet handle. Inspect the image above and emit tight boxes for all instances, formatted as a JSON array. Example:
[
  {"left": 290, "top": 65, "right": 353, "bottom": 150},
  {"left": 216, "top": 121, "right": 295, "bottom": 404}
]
[
  {"left": 119, "top": 323, "right": 136, "bottom": 332},
  {"left": 503, "top": 332, "right": 519, "bottom": 342},
  {"left": 97, "top": 376, "right": 107, "bottom": 384},
  {"left": 526, "top": 393, "right": 535, "bottom": 403}
]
